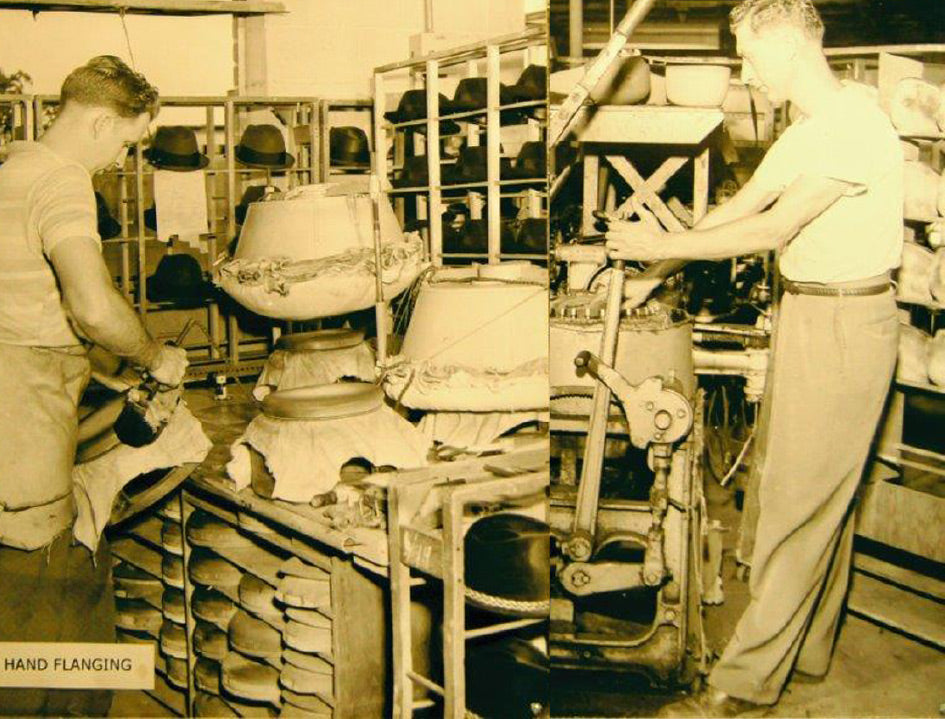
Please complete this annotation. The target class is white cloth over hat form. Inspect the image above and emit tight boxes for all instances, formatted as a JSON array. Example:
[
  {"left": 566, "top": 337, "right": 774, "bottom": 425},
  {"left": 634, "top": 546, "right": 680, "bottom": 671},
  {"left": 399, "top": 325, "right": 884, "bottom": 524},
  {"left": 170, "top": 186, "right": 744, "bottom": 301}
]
[
  {"left": 154, "top": 169, "right": 209, "bottom": 248},
  {"left": 418, "top": 410, "right": 549, "bottom": 450},
  {"left": 904, "top": 160, "right": 942, "bottom": 222},
  {"left": 253, "top": 332, "right": 376, "bottom": 401},
  {"left": 226, "top": 385, "right": 429, "bottom": 502},
  {"left": 72, "top": 402, "right": 213, "bottom": 552},
  {"left": 382, "top": 263, "right": 550, "bottom": 412},
  {"left": 890, "top": 77, "right": 944, "bottom": 136},
  {"left": 217, "top": 182, "right": 427, "bottom": 320},
  {"left": 897, "top": 241, "right": 936, "bottom": 304}
]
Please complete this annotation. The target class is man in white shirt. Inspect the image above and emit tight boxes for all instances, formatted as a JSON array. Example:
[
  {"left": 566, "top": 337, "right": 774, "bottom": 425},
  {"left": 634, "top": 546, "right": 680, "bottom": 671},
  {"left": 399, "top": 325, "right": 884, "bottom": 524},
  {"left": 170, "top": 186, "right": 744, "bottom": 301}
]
[{"left": 606, "top": 1, "right": 902, "bottom": 715}]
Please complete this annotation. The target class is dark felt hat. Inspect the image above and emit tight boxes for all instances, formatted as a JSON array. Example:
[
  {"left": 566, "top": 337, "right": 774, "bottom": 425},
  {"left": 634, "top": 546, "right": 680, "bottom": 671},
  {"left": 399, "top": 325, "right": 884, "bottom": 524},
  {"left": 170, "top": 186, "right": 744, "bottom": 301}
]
[
  {"left": 384, "top": 90, "right": 460, "bottom": 135},
  {"left": 145, "top": 254, "right": 214, "bottom": 307},
  {"left": 95, "top": 192, "right": 121, "bottom": 240},
  {"left": 450, "top": 77, "right": 516, "bottom": 112},
  {"left": 504, "top": 217, "right": 548, "bottom": 255},
  {"left": 442, "top": 146, "right": 512, "bottom": 185},
  {"left": 442, "top": 217, "right": 517, "bottom": 255},
  {"left": 329, "top": 126, "right": 370, "bottom": 167},
  {"left": 509, "top": 64, "right": 547, "bottom": 102},
  {"left": 466, "top": 638, "right": 549, "bottom": 719},
  {"left": 236, "top": 124, "right": 295, "bottom": 170},
  {"left": 144, "top": 126, "right": 209, "bottom": 172},
  {"left": 504, "top": 141, "right": 546, "bottom": 180}
]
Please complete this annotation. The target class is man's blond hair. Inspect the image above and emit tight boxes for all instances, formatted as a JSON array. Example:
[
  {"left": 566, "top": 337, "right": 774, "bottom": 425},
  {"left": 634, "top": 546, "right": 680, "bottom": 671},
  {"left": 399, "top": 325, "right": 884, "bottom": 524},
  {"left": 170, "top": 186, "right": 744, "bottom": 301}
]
[
  {"left": 730, "top": 0, "right": 825, "bottom": 43},
  {"left": 61, "top": 56, "right": 160, "bottom": 119}
]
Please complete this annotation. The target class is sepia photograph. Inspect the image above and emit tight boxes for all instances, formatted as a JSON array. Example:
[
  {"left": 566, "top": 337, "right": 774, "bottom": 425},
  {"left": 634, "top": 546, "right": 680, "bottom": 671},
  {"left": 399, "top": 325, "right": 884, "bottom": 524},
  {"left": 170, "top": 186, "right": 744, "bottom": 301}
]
[{"left": 0, "top": 0, "right": 944, "bottom": 717}]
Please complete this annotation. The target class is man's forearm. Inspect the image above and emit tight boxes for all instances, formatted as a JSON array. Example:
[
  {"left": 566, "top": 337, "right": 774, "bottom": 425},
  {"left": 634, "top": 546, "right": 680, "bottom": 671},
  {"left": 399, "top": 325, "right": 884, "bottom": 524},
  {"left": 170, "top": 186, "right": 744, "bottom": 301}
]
[
  {"left": 657, "top": 210, "right": 784, "bottom": 262},
  {"left": 74, "top": 287, "right": 160, "bottom": 369}
]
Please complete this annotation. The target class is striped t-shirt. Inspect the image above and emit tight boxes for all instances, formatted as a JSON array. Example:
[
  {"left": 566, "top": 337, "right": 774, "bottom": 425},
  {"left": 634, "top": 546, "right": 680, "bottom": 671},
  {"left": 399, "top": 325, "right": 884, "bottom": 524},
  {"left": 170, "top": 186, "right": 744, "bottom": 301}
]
[{"left": 0, "top": 141, "right": 101, "bottom": 346}]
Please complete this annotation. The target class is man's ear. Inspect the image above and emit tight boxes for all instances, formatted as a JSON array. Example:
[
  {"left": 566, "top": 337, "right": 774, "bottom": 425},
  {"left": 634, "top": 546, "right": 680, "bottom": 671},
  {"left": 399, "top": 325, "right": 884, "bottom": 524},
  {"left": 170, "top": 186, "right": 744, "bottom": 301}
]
[{"left": 90, "top": 112, "right": 113, "bottom": 140}]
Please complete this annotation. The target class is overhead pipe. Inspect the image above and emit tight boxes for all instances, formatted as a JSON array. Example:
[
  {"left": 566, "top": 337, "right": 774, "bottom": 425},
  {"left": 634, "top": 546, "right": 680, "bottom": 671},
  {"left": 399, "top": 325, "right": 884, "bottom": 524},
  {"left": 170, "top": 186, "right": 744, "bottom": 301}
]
[{"left": 549, "top": 0, "right": 658, "bottom": 146}]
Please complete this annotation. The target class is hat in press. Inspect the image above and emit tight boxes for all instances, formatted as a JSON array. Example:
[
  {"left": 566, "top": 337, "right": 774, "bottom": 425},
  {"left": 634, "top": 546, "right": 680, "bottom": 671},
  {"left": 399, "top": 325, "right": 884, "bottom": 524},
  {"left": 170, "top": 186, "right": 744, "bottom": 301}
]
[{"left": 329, "top": 126, "right": 370, "bottom": 167}]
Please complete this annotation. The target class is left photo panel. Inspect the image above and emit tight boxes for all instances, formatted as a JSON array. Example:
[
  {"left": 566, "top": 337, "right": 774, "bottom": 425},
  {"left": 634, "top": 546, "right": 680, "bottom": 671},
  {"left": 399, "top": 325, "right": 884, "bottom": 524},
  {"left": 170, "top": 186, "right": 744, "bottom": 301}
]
[{"left": 0, "top": 1, "right": 551, "bottom": 718}]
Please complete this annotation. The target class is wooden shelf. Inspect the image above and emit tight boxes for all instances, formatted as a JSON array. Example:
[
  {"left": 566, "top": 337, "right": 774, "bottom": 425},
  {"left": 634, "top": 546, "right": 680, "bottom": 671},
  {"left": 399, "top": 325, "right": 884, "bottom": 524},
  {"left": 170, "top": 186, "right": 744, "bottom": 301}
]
[
  {"left": 0, "top": 0, "right": 285, "bottom": 15},
  {"left": 564, "top": 105, "right": 724, "bottom": 145}
]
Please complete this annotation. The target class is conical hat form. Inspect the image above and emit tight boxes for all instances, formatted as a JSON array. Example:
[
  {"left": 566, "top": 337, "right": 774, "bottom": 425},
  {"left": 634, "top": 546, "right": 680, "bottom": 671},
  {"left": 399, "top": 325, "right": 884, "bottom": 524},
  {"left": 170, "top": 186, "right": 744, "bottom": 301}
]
[
  {"left": 235, "top": 183, "right": 404, "bottom": 263},
  {"left": 384, "top": 263, "right": 549, "bottom": 411}
]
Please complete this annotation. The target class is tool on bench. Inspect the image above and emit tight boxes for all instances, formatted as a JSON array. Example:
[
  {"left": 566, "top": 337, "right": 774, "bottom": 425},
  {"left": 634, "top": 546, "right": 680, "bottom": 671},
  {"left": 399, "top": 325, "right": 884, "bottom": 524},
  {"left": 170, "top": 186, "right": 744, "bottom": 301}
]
[{"left": 114, "top": 319, "right": 195, "bottom": 447}]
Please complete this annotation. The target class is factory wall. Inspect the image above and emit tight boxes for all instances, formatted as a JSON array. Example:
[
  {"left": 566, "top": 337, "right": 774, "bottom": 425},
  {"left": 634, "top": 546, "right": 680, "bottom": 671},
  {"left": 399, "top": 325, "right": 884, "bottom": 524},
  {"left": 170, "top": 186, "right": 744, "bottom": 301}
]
[
  {"left": 243, "top": 0, "right": 530, "bottom": 99},
  {"left": 0, "top": 12, "right": 234, "bottom": 98}
]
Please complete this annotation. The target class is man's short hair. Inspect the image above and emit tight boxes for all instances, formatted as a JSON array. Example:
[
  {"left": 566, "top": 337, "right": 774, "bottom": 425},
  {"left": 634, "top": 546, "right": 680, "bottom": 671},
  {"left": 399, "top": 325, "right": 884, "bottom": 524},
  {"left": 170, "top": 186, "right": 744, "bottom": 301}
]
[
  {"left": 730, "top": 0, "right": 825, "bottom": 43},
  {"left": 60, "top": 56, "right": 160, "bottom": 119}
]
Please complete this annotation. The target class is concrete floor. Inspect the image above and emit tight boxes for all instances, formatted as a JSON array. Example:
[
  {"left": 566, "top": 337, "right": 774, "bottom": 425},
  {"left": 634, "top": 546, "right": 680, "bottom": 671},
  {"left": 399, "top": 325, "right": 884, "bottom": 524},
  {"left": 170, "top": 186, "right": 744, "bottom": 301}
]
[{"left": 551, "top": 550, "right": 945, "bottom": 718}]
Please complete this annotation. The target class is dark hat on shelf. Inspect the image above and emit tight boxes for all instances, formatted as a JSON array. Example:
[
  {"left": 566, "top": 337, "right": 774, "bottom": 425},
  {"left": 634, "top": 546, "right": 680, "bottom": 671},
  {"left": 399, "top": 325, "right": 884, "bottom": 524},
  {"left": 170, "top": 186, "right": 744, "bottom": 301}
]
[
  {"left": 145, "top": 253, "right": 215, "bottom": 308},
  {"left": 450, "top": 77, "right": 515, "bottom": 112},
  {"left": 144, "top": 205, "right": 157, "bottom": 232},
  {"left": 464, "top": 512, "right": 550, "bottom": 616},
  {"left": 384, "top": 89, "right": 461, "bottom": 135},
  {"left": 505, "top": 217, "right": 548, "bottom": 255},
  {"left": 236, "top": 124, "right": 295, "bottom": 170},
  {"left": 442, "top": 217, "right": 515, "bottom": 255},
  {"left": 504, "top": 141, "right": 546, "bottom": 180},
  {"left": 95, "top": 191, "right": 121, "bottom": 240},
  {"left": 391, "top": 155, "right": 430, "bottom": 189},
  {"left": 329, "top": 126, "right": 370, "bottom": 167},
  {"left": 144, "top": 126, "right": 210, "bottom": 171},
  {"left": 444, "top": 145, "right": 512, "bottom": 185},
  {"left": 508, "top": 64, "right": 547, "bottom": 102},
  {"left": 466, "top": 638, "right": 549, "bottom": 719}
]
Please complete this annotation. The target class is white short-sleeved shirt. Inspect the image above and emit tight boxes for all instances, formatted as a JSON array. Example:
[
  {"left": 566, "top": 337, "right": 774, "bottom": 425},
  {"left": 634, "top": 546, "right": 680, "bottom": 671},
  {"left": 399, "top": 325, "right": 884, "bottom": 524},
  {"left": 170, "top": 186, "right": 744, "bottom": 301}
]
[
  {"left": 0, "top": 141, "right": 101, "bottom": 346},
  {"left": 750, "top": 82, "right": 904, "bottom": 283}
]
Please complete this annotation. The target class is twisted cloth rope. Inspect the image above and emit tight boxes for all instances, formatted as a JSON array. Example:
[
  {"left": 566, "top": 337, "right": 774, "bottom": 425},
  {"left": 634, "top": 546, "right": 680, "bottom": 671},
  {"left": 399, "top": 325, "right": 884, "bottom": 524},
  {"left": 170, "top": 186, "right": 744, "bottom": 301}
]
[{"left": 218, "top": 237, "right": 424, "bottom": 296}]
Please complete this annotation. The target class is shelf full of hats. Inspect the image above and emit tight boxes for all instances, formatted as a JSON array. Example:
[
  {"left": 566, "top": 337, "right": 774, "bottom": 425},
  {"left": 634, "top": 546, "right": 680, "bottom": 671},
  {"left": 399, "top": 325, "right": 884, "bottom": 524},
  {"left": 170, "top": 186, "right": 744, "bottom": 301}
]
[
  {"left": 110, "top": 492, "right": 189, "bottom": 714},
  {"left": 827, "top": 47, "right": 945, "bottom": 565},
  {"left": 374, "top": 27, "right": 550, "bottom": 266},
  {"left": 176, "top": 464, "right": 397, "bottom": 718},
  {"left": 34, "top": 93, "right": 325, "bottom": 376}
]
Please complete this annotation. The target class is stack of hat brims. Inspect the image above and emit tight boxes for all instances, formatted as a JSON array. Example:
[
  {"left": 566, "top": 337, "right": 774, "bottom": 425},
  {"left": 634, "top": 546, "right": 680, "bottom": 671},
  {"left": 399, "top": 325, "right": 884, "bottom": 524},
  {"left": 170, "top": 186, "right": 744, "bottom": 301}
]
[{"left": 112, "top": 496, "right": 189, "bottom": 696}]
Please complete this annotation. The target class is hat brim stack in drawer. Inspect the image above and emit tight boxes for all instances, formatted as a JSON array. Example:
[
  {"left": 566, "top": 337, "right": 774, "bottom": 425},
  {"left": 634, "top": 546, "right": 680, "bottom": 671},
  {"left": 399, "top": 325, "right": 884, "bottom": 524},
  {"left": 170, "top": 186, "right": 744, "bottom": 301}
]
[
  {"left": 221, "top": 652, "right": 282, "bottom": 707},
  {"left": 193, "top": 586, "right": 238, "bottom": 631},
  {"left": 195, "top": 656, "right": 222, "bottom": 696},
  {"left": 229, "top": 609, "right": 283, "bottom": 669},
  {"left": 194, "top": 619, "right": 230, "bottom": 662}
]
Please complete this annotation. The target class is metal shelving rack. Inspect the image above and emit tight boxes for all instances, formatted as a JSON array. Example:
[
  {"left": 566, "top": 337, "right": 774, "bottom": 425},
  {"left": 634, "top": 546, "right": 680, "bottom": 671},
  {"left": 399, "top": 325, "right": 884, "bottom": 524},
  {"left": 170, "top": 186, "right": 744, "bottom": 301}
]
[
  {"left": 381, "top": 448, "right": 549, "bottom": 719},
  {"left": 373, "top": 27, "right": 549, "bottom": 266},
  {"left": 31, "top": 94, "right": 322, "bottom": 377}
]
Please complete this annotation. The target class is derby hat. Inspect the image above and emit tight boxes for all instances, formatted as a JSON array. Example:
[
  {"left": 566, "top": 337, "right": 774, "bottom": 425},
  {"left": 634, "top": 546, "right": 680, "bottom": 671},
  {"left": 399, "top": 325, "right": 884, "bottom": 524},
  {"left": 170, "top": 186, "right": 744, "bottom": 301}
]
[
  {"left": 450, "top": 77, "right": 515, "bottom": 112},
  {"left": 464, "top": 513, "right": 550, "bottom": 616},
  {"left": 384, "top": 89, "right": 460, "bottom": 134},
  {"left": 145, "top": 253, "right": 215, "bottom": 308},
  {"left": 509, "top": 64, "right": 547, "bottom": 102},
  {"left": 505, "top": 141, "right": 546, "bottom": 180},
  {"left": 145, "top": 126, "right": 210, "bottom": 171},
  {"left": 443, "top": 146, "right": 512, "bottom": 185},
  {"left": 236, "top": 124, "right": 295, "bottom": 170},
  {"left": 329, "top": 126, "right": 370, "bottom": 167},
  {"left": 95, "top": 192, "right": 121, "bottom": 239}
]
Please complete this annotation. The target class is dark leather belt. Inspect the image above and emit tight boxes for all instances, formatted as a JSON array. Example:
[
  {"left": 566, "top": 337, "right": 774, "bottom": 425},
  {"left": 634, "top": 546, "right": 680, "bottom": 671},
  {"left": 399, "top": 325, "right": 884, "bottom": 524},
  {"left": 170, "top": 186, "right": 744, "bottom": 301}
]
[{"left": 782, "top": 278, "right": 891, "bottom": 297}]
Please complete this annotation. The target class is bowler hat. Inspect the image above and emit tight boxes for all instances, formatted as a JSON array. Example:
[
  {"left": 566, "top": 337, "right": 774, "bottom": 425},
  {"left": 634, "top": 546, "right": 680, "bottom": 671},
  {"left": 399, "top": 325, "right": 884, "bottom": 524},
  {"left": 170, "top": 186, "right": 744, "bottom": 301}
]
[
  {"left": 443, "top": 145, "right": 512, "bottom": 185},
  {"left": 384, "top": 89, "right": 460, "bottom": 135},
  {"left": 329, "top": 126, "right": 370, "bottom": 167},
  {"left": 236, "top": 124, "right": 295, "bottom": 170},
  {"left": 144, "top": 126, "right": 209, "bottom": 171},
  {"left": 504, "top": 141, "right": 546, "bottom": 180},
  {"left": 145, "top": 253, "right": 215, "bottom": 307},
  {"left": 464, "top": 513, "right": 550, "bottom": 616},
  {"left": 509, "top": 64, "right": 547, "bottom": 102},
  {"left": 95, "top": 192, "right": 121, "bottom": 239},
  {"left": 450, "top": 77, "right": 515, "bottom": 112}
]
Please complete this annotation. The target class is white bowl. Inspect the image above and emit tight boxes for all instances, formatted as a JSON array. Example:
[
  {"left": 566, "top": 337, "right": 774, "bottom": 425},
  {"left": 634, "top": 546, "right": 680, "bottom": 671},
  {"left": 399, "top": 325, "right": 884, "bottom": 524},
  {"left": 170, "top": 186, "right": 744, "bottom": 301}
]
[{"left": 666, "top": 64, "right": 732, "bottom": 108}]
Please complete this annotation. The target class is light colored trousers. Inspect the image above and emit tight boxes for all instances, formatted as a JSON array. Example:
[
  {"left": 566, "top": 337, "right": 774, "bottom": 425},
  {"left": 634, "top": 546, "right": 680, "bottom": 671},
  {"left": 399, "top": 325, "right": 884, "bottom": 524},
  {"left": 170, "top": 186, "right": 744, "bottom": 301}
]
[{"left": 709, "top": 289, "right": 898, "bottom": 705}]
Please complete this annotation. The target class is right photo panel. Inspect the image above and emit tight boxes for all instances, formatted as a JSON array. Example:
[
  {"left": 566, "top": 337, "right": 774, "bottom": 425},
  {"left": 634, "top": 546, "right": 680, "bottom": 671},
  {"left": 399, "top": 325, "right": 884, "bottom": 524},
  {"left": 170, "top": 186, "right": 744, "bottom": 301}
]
[{"left": 547, "top": 1, "right": 945, "bottom": 718}]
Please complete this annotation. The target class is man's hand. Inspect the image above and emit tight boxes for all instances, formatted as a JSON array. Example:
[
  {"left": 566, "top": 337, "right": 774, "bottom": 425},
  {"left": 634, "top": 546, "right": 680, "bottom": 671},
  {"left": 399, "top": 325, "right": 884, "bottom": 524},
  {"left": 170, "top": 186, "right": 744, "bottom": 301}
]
[
  {"left": 623, "top": 276, "right": 661, "bottom": 311},
  {"left": 605, "top": 218, "right": 670, "bottom": 261},
  {"left": 147, "top": 344, "right": 188, "bottom": 387}
]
